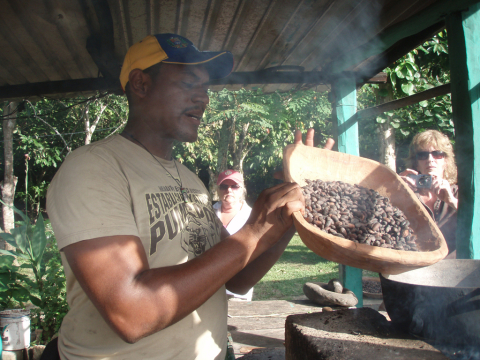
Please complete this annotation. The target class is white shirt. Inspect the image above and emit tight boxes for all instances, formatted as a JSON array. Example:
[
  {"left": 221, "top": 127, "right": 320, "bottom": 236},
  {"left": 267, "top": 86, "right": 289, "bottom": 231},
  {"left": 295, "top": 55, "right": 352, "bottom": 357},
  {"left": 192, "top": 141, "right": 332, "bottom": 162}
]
[{"left": 213, "top": 201, "right": 254, "bottom": 301}]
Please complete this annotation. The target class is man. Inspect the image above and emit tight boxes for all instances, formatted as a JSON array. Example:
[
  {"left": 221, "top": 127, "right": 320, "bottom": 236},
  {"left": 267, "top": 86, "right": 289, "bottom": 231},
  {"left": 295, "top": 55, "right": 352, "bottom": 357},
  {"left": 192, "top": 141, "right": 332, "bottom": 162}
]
[{"left": 47, "top": 33, "right": 305, "bottom": 360}]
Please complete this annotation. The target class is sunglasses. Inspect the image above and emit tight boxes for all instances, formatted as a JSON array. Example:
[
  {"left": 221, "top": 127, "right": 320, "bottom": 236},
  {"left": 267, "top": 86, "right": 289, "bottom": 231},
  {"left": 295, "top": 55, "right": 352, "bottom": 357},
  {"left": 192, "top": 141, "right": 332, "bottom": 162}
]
[
  {"left": 219, "top": 184, "right": 241, "bottom": 191},
  {"left": 416, "top": 151, "right": 446, "bottom": 160}
]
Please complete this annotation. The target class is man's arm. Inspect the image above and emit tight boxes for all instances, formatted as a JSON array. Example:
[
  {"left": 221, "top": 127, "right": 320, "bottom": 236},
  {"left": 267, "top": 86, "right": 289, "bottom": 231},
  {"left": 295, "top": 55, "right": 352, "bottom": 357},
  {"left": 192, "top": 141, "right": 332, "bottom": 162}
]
[
  {"left": 63, "top": 181, "right": 304, "bottom": 344},
  {"left": 225, "top": 225, "right": 295, "bottom": 295},
  {"left": 227, "top": 128, "right": 335, "bottom": 294}
]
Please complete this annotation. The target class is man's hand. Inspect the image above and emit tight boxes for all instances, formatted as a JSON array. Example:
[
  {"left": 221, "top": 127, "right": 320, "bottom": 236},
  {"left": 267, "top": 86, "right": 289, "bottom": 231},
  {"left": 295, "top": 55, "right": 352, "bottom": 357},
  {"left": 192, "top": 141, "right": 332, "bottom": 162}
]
[
  {"left": 274, "top": 128, "right": 335, "bottom": 180},
  {"left": 225, "top": 182, "right": 304, "bottom": 294},
  {"left": 294, "top": 128, "right": 335, "bottom": 149},
  {"left": 244, "top": 182, "right": 305, "bottom": 248},
  {"left": 228, "top": 128, "right": 334, "bottom": 294}
]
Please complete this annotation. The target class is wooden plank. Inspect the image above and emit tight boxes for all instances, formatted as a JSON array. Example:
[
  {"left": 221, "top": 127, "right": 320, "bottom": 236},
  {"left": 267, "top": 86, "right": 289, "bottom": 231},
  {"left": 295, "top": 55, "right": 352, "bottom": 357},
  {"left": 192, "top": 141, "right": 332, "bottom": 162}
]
[
  {"left": 356, "top": 84, "right": 451, "bottom": 120},
  {"left": 43, "top": 0, "right": 96, "bottom": 79},
  {"left": 446, "top": 4, "right": 480, "bottom": 260},
  {"left": 82, "top": 0, "right": 121, "bottom": 80},
  {"left": 1, "top": 1, "right": 50, "bottom": 83},
  {"left": 202, "top": 0, "right": 241, "bottom": 52},
  {"left": 353, "top": 21, "right": 446, "bottom": 86},
  {"left": 300, "top": 0, "right": 388, "bottom": 70},
  {"left": 197, "top": 0, "right": 223, "bottom": 50},
  {"left": 282, "top": 0, "right": 361, "bottom": 68},
  {"left": 323, "top": 0, "right": 480, "bottom": 75},
  {"left": 0, "top": 70, "right": 386, "bottom": 100},
  {"left": 209, "top": 70, "right": 385, "bottom": 85},
  {"left": 332, "top": 75, "right": 363, "bottom": 307}
]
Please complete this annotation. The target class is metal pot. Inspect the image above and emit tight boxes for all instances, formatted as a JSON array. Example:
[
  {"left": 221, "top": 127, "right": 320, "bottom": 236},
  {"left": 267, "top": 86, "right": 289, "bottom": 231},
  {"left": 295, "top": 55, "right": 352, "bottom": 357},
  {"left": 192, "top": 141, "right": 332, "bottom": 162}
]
[{"left": 380, "top": 259, "right": 480, "bottom": 346}]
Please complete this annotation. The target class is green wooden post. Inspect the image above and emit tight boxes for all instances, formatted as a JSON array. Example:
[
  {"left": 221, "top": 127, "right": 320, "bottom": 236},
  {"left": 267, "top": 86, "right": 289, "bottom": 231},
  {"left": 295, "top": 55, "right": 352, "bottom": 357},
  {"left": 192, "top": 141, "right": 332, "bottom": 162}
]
[
  {"left": 447, "top": 4, "right": 480, "bottom": 259},
  {"left": 333, "top": 75, "right": 363, "bottom": 307}
]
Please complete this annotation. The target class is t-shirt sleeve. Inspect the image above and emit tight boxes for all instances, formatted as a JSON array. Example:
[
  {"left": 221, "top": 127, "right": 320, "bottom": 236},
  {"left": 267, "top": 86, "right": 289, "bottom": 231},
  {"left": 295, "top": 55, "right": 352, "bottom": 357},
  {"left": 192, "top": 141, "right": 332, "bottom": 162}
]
[{"left": 47, "top": 148, "right": 139, "bottom": 250}]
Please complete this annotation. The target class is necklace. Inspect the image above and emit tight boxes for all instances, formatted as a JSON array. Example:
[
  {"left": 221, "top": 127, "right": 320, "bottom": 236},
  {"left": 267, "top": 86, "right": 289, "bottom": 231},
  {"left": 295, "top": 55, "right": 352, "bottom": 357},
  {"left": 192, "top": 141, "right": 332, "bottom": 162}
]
[{"left": 123, "top": 132, "right": 189, "bottom": 203}]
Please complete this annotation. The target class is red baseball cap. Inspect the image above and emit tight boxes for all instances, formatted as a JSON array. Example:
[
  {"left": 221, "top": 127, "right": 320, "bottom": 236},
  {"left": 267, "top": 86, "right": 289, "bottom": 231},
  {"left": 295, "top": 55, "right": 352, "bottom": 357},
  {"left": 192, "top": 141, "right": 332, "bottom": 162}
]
[{"left": 217, "top": 170, "right": 244, "bottom": 185}]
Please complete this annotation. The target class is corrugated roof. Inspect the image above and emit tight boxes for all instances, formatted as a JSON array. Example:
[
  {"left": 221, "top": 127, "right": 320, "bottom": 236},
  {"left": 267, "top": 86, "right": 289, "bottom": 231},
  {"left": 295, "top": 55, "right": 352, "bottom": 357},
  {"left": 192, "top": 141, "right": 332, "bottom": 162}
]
[{"left": 0, "top": 0, "right": 477, "bottom": 100}]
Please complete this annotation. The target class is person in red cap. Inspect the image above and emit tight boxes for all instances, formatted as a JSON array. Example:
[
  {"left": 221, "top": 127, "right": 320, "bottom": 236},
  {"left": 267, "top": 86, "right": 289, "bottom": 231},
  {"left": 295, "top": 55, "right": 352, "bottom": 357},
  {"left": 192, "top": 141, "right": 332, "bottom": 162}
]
[
  {"left": 213, "top": 170, "right": 254, "bottom": 301},
  {"left": 47, "top": 33, "right": 307, "bottom": 360}
]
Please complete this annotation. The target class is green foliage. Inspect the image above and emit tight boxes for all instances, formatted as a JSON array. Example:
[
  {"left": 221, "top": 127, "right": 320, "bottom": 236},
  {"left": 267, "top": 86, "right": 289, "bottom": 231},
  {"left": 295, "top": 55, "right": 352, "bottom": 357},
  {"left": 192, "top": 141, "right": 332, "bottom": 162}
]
[
  {"left": 0, "top": 203, "right": 68, "bottom": 343},
  {"left": 0, "top": 254, "right": 31, "bottom": 309},
  {"left": 30, "top": 234, "right": 68, "bottom": 343},
  {"left": 254, "top": 235, "right": 338, "bottom": 300},
  {"left": 0, "top": 94, "right": 129, "bottom": 217},
  {"left": 0, "top": 202, "right": 48, "bottom": 292},
  {"left": 175, "top": 88, "right": 332, "bottom": 200},
  {"left": 357, "top": 30, "right": 453, "bottom": 169}
]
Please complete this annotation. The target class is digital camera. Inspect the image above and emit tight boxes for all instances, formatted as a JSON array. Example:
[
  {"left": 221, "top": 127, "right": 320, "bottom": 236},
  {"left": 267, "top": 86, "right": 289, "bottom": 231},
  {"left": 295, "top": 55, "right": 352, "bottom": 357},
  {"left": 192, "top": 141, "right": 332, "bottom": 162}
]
[{"left": 407, "top": 174, "right": 432, "bottom": 189}]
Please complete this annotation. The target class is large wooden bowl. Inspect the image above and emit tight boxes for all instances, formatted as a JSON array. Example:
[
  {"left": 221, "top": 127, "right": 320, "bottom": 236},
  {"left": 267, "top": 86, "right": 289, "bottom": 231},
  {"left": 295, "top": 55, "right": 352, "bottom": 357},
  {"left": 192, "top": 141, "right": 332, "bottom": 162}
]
[{"left": 283, "top": 144, "right": 448, "bottom": 275}]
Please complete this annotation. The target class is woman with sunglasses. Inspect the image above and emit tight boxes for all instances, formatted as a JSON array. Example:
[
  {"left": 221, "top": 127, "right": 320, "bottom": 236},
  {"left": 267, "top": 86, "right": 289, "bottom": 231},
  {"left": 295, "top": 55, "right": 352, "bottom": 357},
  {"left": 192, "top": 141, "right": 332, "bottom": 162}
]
[
  {"left": 213, "top": 169, "right": 254, "bottom": 300},
  {"left": 400, "top": 130, "right": 458, "bottom": 257}
]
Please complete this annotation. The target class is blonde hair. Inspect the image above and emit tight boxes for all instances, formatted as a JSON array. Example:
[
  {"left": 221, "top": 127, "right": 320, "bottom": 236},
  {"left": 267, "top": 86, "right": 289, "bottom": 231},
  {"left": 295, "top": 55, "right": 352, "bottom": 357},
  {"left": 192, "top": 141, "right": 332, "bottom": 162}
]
[{"left": 405, "top": 130, "right": 457, "bottom": 185}]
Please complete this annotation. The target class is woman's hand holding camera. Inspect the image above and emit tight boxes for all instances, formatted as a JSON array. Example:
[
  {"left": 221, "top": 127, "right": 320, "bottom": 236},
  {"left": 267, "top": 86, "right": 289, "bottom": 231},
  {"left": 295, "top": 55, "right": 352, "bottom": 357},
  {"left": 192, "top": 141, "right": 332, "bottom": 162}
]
[
  {"left": 431, "top": 177, "right": 458, "bottom": 210},
  {"left": 399, "top": 169, "right": 419, "bottom": 191},
  {"left": 399, "top": 169, "right": 457, "bottom": 210}
]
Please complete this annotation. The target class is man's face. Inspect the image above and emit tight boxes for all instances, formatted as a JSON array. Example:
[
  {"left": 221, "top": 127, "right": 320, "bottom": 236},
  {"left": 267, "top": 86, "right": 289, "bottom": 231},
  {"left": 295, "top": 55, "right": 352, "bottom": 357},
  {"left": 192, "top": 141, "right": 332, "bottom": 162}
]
[
  {"left": 144, "top": 63, "right": 210, "bottom": 143},
  {"left": 219, "top": 179, "right": 244, "bottom": 205}
]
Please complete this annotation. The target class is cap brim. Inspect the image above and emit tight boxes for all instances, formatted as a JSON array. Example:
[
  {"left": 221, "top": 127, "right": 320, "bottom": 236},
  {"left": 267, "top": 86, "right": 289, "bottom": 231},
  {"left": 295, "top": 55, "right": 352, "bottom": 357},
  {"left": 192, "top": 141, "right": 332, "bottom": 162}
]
[
  {"left": 163, "top": 51, "right": 234, "bottom": 79},
  {"left": 218, "top": 178, "right": 243, "bottom": 185}
]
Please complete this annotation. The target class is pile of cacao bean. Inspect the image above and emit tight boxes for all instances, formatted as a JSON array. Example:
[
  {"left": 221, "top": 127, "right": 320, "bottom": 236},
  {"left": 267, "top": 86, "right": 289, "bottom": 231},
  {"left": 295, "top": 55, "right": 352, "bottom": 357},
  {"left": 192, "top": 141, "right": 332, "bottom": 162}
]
[{"left": 302, "top": 179, "right": 419, "bottom": 251}]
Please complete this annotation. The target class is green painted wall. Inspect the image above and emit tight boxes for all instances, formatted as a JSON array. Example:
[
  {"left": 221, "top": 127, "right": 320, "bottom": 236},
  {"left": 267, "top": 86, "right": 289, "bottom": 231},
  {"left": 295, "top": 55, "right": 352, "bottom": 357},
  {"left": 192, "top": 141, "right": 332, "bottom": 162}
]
[{"left": 447, "top": 4, "right": 480, "bottom": 259}]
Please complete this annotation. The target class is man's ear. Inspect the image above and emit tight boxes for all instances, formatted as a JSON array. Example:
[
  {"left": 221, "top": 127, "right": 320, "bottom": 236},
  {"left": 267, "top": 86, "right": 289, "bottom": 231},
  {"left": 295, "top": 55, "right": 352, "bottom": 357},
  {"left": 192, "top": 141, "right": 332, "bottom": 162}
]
[{"left": 128, "top": 69, "right": 150, "bottom": 98}]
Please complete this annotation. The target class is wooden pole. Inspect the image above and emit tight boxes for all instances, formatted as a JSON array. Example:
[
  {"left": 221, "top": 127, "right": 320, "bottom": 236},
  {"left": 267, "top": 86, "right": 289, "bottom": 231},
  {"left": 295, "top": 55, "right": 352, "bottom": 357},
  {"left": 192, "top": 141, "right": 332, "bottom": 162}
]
[
  {"left": 446, "top": 4, "right": 480, "bottom": 259},
  {"left": 356, "top": 84, "right": 451, "bottom": 120},
  {"left": 332, "top": 76, "right": 363, "bottom": 307}
]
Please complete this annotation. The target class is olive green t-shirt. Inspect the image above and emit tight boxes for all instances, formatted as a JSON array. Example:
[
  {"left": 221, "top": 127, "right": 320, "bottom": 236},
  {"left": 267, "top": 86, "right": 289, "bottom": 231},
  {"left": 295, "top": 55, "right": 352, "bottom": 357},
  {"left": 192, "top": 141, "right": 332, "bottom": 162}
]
[{"left": 47, "top": 135, "right": 226, "bottom": 360}]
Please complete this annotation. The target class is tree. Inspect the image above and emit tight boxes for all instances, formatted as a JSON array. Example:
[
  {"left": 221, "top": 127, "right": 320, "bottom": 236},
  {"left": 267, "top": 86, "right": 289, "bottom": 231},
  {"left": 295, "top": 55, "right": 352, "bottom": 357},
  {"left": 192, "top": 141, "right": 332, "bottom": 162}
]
[
  {"left": 174, "top": 88, "right": 333, "bottom": 201},
  {"left": 0, "top": 93, "right": 128, "bottom": 218},
  {"left": 1, "top": 102, "right": 19, "bottom": 249},
  {"left": 375, "top": 83, "right": 396, "bottom": 171},
  {"left": 357, "top": 30, "right": 452, "bottom": 171}
]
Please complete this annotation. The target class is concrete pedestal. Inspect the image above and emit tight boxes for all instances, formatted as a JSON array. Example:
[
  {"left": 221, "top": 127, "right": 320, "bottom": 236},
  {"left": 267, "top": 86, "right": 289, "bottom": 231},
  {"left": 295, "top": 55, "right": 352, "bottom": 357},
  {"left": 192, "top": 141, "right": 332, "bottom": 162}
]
[{"left": 285, "top": 308, "right": 448, "bottom": 360}]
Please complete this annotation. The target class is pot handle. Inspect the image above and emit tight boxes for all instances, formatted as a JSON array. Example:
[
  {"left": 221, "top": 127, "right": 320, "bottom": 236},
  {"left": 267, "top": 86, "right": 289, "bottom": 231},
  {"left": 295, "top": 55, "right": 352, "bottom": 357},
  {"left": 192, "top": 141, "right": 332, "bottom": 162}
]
[{"left": 1, "top": 324, "right": 9, "bottom": 344}]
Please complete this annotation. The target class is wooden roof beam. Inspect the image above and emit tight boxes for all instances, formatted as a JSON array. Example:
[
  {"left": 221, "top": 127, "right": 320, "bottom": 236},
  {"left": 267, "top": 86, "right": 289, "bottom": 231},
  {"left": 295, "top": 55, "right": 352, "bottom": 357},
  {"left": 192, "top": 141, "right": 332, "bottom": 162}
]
[
  {"left": 356, "top": 83, "right": 451, "bottom": 119},
  {"left": 209, "top": 70, "right": 387, "bottom": 86},
  {"left": 337, "top": 83, "right": 451, "bottom": 134},
  {"left": 0, "top": 78, "right": 121, "bottom": 101},
  {"left": 354, "top": 21, "right": 446, "bottom": 86},
  {"left": 0, "top": 71, "right": 387, "bottom": 101},
  {"left": 82, "top": 0, "right": 122, "bottom": 80}
]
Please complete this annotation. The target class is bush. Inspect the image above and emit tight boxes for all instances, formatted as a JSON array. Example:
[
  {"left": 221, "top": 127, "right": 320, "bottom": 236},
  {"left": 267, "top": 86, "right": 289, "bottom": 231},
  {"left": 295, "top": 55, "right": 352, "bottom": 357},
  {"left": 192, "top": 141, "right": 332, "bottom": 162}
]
[
  {"left": 0, "top": 203, "right": 68, "bottom": 344},
  {"left": 30, "top": 229, "right": 68, "bottom": 343}
]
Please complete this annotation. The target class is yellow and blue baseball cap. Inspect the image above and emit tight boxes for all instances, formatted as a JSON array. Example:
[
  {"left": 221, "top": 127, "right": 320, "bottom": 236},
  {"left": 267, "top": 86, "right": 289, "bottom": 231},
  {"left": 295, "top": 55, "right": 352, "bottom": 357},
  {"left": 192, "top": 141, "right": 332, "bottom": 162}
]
[{"left": 120, "top": 33, "right": 234, "bottom": 90}]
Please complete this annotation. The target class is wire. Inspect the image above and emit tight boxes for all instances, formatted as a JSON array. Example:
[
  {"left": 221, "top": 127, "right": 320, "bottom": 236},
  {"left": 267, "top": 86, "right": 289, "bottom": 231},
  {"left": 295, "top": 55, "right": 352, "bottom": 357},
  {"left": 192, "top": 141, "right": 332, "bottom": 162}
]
[
  {"left": 0, "top": 103, "right": 21, "bottom": 119},
  {"left": 0, "top": 127, "right": 119, "bottom": 143},
  {"left": 0, "top": 91, "right": 115, "bottom": 121}
]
